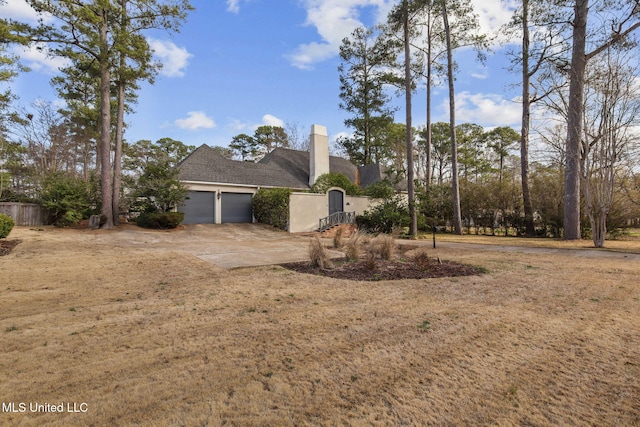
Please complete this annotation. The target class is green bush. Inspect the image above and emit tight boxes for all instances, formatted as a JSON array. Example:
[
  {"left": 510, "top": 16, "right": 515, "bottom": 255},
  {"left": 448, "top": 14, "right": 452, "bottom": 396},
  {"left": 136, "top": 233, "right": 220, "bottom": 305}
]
[
  {"left": 39, "top": 173, "right": 93, "bottom": 227},
  {"left": 363, "top": 180, "right": 396, "bottom": 199},
  {"left": 356, "top": 196, "right": 409, "bottom": 234},
  {"left": 0, "top": 214, "right": 15, "bottom": 239},
  {"left": 310, "top": 173, "right": 362, "bottom": 195},
  {"left": 135, "top": 211, "right": 184, "bottom": 229},
  {"left": 252, "top": 188, "right": 292, "bottom": 231}
]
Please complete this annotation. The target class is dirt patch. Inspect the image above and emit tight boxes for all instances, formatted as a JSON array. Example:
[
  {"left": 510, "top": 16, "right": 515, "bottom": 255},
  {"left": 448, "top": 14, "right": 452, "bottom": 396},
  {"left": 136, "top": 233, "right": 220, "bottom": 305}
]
[
  {"left": 0, "top": 239, "right": 20, "bottom": 256},
  {"left": 281, "top": 258, "right": 482, "bottom": 281}
]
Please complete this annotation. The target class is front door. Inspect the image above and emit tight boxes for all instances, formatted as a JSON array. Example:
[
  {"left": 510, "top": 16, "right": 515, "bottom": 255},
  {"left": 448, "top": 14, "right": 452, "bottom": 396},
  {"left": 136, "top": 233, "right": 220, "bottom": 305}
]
[{"left": 328, "top": 190, "right": 343, "bottom": 215}]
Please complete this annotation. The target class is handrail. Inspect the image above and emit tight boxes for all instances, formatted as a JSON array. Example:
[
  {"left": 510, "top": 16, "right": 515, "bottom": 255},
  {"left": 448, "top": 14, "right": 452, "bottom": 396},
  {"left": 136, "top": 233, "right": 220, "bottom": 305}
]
[{"left": 318, "top": 211, "right": 356, "bottom": 231}]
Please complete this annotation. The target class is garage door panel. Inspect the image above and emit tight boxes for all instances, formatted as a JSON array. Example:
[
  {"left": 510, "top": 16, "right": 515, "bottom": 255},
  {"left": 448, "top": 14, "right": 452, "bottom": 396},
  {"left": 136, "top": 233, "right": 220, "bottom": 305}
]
[
  {"left": 180, "top": 191, "right": 215, "bottom": 224},
  {"left": 221, "top": 193, "right": 253, "bottom": 223}
]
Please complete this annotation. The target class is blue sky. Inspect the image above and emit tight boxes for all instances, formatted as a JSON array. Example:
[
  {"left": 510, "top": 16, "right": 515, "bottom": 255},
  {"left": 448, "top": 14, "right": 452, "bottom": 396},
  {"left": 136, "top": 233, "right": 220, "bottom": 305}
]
[{"left": 2, "top": 0, "right": 522, "bottom": 152}]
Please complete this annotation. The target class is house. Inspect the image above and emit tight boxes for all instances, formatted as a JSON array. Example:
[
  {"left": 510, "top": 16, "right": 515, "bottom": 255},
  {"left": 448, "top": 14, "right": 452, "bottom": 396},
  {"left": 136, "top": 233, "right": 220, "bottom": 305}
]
[{"left": 177, "top": 124, "right": 393, "bottom": 232}]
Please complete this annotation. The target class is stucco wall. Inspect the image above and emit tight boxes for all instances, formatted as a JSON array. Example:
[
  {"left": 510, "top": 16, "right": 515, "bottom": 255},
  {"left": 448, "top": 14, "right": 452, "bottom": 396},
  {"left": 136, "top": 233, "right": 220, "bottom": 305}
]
[
  {"left": 289, "top": 192, "right": 379, "bottom": 233},
  {"left": 289, "top": 192, "right": 327, "bottom": 233}
]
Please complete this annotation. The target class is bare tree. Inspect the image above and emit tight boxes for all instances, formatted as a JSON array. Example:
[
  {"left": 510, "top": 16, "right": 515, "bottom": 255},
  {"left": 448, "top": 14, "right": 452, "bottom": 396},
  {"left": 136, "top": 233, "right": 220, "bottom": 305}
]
[
  {"left": 563, "top": 0, "right": 640, "bottom": 240},
  {"left": 582, "top": 49, "right": 640, "bottom": 247}
]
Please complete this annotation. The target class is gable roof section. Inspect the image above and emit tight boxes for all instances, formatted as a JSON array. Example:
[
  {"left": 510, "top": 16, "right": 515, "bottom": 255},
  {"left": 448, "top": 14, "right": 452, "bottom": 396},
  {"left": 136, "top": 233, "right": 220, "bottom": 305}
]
[
  {"left": 259, "top": 148, "right": 357, "bottom": 185},
  {"left": 178, "top": 145, "right": 308, "bottom": 189},
  {"left": 179, "top": 145, "right": 361, "bottom": 189}
]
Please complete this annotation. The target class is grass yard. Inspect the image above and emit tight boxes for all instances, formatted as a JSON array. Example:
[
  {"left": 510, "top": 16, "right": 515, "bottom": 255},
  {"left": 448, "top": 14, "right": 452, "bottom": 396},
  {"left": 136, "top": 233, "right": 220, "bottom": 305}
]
[{"left": 0, "top": 227, "right": 639, "bottom": 426}]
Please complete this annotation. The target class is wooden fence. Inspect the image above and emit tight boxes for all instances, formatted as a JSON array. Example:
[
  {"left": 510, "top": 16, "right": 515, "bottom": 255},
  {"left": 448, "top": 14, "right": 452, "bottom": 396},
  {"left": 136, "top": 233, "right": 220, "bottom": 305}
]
[{"left": 0, "top": 202, "right": 48, "bottom": 226}]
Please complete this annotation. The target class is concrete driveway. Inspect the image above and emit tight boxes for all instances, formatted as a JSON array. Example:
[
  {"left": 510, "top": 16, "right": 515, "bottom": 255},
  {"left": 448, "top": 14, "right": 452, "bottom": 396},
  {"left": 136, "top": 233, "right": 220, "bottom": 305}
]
[{"left": 84, "top": 223, "right": 341, "bottom": 269}]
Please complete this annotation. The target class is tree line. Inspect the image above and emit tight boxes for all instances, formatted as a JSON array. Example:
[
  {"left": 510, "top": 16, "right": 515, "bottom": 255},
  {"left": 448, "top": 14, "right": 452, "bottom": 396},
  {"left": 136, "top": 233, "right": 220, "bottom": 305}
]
[
  {"left": 1, "top": 0, "right": 193, "bottom": 228},
  {"left": 336, "top": 0, "right": 640, "bottom": 246}
]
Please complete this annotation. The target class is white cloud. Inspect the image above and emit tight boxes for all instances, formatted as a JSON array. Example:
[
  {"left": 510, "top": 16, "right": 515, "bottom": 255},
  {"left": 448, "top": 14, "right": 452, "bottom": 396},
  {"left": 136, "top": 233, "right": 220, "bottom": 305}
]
[
  {"left": 288, "top": 0, "right": 516, "bottom": 69},
  {"left": 438, "top": 92, "right": 521, "bottom": 128},
  {"left": 226, "top": 0, "right": 241, "bottom": 14},
  {"left": 1, "top": 0, "right": 52, "bottom": 23},
  {"left": 15, "top": 43, "right": 70, "bottom": 74},
  {"left": 287, "top": 0, "right": 393, "bottom": 70},
  {"left": 471, "top": 0, "right": 518, "bottom": 40},
  {"left": 261, "top": 114, "right": 285, "bottom": 128},
  {"left": 175, "top": 111, "right": 216, "bottom": 131},
  {"left": 147, "top": 38, "right": 192, "bottom": 78},
  {"left": 227, "top": 115, "right": 286, "bottom": 133}
]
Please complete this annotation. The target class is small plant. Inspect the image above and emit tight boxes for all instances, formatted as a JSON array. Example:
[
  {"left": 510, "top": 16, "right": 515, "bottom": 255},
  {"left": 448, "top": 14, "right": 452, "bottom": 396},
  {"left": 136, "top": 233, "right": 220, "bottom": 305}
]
[
  {"left": 5, "top": 325, "right": 18, "bottom": 332},
  {"left": 0, "top": 214, "right": 15, "bottom": 239},
  {"left": 411, "top": 248, "right": 431, "bottom": 271},
  {"left": 418, "top": 320, "right": 431, "bottom": 332},
  {"left": 374, "top": 234, "right": 395, "bottom": 260},
  {"left": 363, "top": 249, "right": 377, "bottom": 271},
  {"left": 333, "top": 227, "right": 344, "bottom": 249},
  {"left": 135, "top": 211, "right": 184, "bottom": 229},
  {"left": 309, "top": 235, "right": 332, "bottom": 269},
  {"left": 343, "top": 231, "right": 362, "bottom": 262}
]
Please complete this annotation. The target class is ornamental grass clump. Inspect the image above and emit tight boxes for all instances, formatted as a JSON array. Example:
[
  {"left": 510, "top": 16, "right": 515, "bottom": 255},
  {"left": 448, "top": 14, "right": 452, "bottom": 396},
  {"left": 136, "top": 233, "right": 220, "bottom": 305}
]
[
  {"left": 411, "top": 248, "right": 431, "bottom": 271},
  {"left": 343, "top": 231, "right": 362, "bottom": 262},
  {"left": 309, "top": 235, "right": 332, "bottom": 269},
  {"left": 374, "top": 234, "right": 395, "bottom": 260}
]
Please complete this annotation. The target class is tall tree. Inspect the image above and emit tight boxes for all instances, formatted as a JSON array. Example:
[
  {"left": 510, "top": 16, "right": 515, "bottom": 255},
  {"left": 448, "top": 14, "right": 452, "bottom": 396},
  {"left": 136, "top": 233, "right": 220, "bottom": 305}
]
[
  {"left": 505, "top": 0, "right": 569, "bottom": 236},
  {"left": 21, "top": 0, "right": 192, "bottom": 228},
  {"left": 338, "top": 26, "right": 398, "bottom": 166},
  {"left": 439, "top": 0, "right": 486, "bottom": 235},
  {"left": 563, "top": 0, "right": 640, "bottom": 240},
  {"left": 442, "top": 0, "right": 462, "bottom": 234}
]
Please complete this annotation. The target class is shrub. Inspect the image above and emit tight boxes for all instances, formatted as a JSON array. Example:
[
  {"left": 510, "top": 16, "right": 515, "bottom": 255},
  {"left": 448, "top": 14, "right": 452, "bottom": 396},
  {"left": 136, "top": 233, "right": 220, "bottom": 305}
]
[
  {"left": 0, "top": 214, "right": 15, "bottom": 239},
  {"left": 357, "top": 196, "right": 409, "bottom": 233},
  {"left": 310, "top": 173, "right": 362, "bottom": 195},
  {"left": 363, "top": 180, "right": 396, "bottom": 199},
  {"left": 309, "top": 235, "right": 332, "bottom": 269},
  {"left": 135, "top": 211, "right": 184, "bottom": 229},
  {"left": 39, "top": 173, "right": 93, "bottom": 227},
  {"left": 252, "top": 188, "right": 292, "bottom": 231}
]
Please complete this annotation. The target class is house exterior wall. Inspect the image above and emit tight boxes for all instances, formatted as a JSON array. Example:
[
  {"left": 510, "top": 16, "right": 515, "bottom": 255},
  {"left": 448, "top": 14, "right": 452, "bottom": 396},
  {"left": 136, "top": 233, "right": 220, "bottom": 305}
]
[
  {"left": 288, "top": 191, "right": 379, "bottom": 233},
  {"left": 289, "top": 192, "right": 327, "bottom": 233}
]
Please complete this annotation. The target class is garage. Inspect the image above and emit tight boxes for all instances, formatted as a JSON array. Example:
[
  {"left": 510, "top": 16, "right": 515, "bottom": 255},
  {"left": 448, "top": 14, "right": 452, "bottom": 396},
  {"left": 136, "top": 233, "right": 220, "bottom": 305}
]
[
  {"left": 221, "top": 192, "right": 253, "bottom": 223},
  {"left": 180, "top": 191, "right": 215, "bottom": 224}
]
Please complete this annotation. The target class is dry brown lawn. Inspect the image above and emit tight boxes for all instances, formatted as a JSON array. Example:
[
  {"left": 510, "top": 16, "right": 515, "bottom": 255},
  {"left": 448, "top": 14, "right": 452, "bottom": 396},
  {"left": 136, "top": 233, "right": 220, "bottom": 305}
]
[{"left": 1, "top": 227, "right": 639, "bottom": 426}]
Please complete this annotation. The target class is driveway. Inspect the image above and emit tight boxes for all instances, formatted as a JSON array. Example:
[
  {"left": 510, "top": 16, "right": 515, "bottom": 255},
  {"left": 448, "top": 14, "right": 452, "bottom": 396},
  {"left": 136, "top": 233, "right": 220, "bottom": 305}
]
[
  {"left": 11, "top": 224, "right": 640, "bottom": 268},
  {"left": 83, "top": 223, "right": 342, "bottom": 269}
]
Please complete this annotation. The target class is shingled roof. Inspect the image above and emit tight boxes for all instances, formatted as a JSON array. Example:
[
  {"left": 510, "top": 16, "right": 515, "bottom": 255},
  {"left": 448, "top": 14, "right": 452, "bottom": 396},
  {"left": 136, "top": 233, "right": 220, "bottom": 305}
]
[{"left": 178, "top": 144, "right": 403, "bottom": 190}]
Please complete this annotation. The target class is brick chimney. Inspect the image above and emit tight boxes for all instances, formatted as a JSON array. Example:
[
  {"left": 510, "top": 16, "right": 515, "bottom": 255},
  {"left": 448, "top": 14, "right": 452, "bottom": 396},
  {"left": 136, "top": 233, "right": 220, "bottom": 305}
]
[{"left": 309, "top": 124, "right": 329, "bottom": 187}]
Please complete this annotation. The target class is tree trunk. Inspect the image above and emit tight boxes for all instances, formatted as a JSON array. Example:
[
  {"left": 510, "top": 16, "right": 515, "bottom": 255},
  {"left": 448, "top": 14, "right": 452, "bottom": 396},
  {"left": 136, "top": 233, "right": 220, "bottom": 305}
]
[
  {"left": 99, "top": 13, "right": 113, "bottom": 229},
  {"left": 113, "top": 79, "right": 124, "bottom": 225},
  {"left": 425, "top": 10, "right": 433, "bottom": 194},
  {"left": 563, "top": 0, "right": 588, "bottom": 240},
  {"left": 404, "top": 0, "right": 417, "bottom": 238},
  {"left": 520, "top": 0, "right": 535, "bottom": 237},
  {"left": 442, "top": 0, "right": 463, "bottom": 235},
  {"left": 112, "top": 0, "right": 128, "bottom": 226}
]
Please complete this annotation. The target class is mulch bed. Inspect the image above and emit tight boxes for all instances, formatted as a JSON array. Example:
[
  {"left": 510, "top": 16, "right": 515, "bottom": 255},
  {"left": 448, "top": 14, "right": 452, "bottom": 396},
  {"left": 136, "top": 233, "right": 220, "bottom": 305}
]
[
  {"left": 281, "top": 258, "right": 484, "bottom": 281},
  {"left": 0, "top": 240, "right": 21, "bottom": 256}
]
